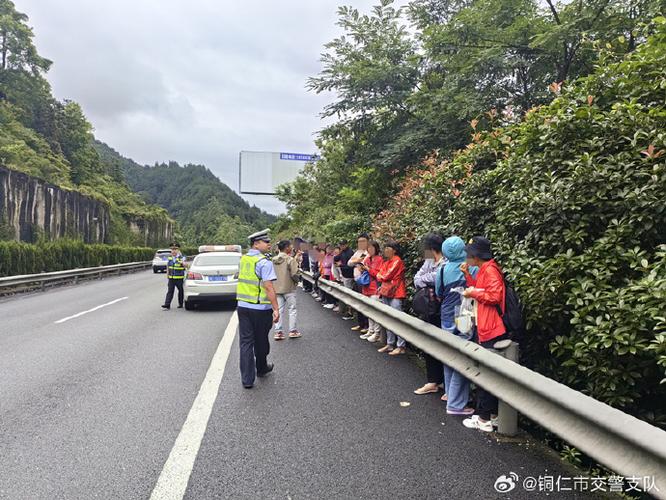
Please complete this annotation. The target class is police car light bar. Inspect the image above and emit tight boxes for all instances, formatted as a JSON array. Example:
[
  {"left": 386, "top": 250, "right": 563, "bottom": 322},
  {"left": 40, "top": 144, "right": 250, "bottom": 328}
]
[{"left": 198, "top": 245, "right": 243, "bottom": 253}]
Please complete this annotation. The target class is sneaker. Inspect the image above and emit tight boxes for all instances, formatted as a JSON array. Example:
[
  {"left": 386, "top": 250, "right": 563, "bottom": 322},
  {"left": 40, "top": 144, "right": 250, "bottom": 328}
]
[
  {"left": 359, "top": 332, "right": 371, "bottom": 340},
  {"left": 366, "top": 334, "right": 379, "bottom": 343},
  {"left": 351, "top": 325, "right": 362, "bottom": 331},
  {"left": 332, "top": 306, "right": 340, "bottom": 312},
  {"left": 288, "top": 331, "right": 302, "bottom": 339},
  {"left": 315, "top": 297, "right": 323, "bottom": 302},
  {"left": 323, "top": 303, "right": 335, "bottom": 309},
  {"left": 447, "top": 407, "right": 475, "bottom": 416},
  {"left": 161, "top": 305, "right": 170, "bottom": 311},
  {"left": 377, "top": 345, "right": 393, "bottom": 353},
  {"left": 462, "top": 415, "right": 493, "bottom": 432},
  {"left": 274, "top": 331, "right": 285, "bottom": 341},
  {"left": 360, "top": 329, "right": 368, "bottom": 334},
  {"left": 311, "top": 292, "right": 318, "bottom": 297},
  {"left": 491, "top": 416, "right": 499, "bottom": 428},
  {"left": 342, "top": 315, "right": 354, "bottom": 321}
]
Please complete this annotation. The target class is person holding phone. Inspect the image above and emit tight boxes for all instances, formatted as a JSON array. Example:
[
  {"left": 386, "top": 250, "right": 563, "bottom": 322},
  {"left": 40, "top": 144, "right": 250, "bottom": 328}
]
[{"left": 347, "top": 233, "right": 371, "bottom": 331}]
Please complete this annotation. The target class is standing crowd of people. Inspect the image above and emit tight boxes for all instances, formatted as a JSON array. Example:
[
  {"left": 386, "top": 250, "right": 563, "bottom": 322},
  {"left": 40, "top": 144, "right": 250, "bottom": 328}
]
[{"left": 274, "top": 232, "right": 512, "bottom": 433}]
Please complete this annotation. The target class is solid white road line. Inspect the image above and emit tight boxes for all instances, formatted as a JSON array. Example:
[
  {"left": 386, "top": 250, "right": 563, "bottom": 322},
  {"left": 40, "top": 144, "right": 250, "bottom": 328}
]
[
  {"left": 149, "top": 311, "right": 238, "bottom": 500},
  {"left": 54, "top": 297, "right": 129, "bottom": 324}
]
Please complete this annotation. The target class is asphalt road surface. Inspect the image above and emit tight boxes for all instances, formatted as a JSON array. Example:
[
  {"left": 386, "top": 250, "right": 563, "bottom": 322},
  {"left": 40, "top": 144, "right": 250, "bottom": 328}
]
[{"left": 0, "top": 272, "right": 602, "bottom": 499}]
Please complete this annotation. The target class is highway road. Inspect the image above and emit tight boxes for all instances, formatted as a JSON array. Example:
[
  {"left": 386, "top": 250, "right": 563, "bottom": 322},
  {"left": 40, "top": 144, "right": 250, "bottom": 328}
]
[{"left": 0, "top": 271, "right": 601, "bottom": 499}]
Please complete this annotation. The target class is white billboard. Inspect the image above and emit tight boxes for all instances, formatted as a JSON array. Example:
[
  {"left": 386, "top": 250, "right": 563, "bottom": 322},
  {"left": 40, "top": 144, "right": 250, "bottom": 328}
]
[{"left": 239, "top": 151, "right": 317, "bottom": 195}]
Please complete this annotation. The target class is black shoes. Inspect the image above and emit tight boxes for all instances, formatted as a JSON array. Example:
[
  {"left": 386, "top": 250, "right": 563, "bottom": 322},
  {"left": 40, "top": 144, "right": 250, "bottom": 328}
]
[
  {"left": 243, "top": 363, "right": 274, "bottom": 388},
  {"left": 161, "top": 305, "right": 169, "bottom": 310},
  {"left": 177, "top": 304, "right": 183, "bottom": 308},
  {"left": 257, "top": 363, "right": 274, "bottom": 378}
]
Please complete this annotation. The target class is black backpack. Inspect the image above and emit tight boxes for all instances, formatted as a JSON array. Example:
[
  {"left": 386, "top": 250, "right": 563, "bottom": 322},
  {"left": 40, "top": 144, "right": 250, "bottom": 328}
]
[
  {"left": 412, "top": 286, "right": 441, "bottom": 320},
  {"left": 496, "top": 276, "right": 525, "bottom": 342}
]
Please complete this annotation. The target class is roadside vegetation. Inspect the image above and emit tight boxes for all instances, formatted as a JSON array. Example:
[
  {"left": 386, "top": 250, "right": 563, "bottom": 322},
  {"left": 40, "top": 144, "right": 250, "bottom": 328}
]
[{"left": 276, "top": 0, "right": 666, "bottom": 430}]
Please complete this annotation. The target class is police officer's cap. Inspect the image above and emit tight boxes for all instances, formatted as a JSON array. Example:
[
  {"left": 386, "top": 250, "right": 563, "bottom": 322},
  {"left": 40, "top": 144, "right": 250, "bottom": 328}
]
[{"left": 248, "top": 229, "right": 271, "bottom": 244}]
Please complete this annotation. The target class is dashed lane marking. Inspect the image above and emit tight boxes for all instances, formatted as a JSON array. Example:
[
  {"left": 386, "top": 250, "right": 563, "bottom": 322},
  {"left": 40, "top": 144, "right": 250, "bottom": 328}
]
[{"left": 54, "top": 297, "right": 129, "bottom": 324}]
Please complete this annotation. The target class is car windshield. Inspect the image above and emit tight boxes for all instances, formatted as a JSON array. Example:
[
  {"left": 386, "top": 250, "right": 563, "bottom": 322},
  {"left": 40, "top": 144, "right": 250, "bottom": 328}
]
[
  {"left": 194, "top": 255, "right": 240, "bottom": 266},
  {"left": 156, "top": 251, "right": 171, "bottom": 256}
]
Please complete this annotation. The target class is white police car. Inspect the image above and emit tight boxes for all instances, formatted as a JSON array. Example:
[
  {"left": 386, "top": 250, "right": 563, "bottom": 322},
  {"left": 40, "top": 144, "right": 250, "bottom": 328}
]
[
  {"left": 184, "top": 245, "right": 242, "bottom": 310},
  {"left": 152, "top": 249, "right": 172, "bottom": 273}
]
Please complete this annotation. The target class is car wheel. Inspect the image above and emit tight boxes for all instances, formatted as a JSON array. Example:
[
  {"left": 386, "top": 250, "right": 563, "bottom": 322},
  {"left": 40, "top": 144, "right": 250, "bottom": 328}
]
[
  {"left": 184, "top": 300, "right": 194, "bottom": 311},
  {"left": 153, "top": 267, "right": 158, "bottom": 273}
]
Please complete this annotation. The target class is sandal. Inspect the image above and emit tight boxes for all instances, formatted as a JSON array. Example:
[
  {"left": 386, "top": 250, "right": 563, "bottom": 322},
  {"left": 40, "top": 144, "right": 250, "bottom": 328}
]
[
  {"left": 414, "top": 383, "right": 439, "bottom": 395},
  {"left": 441, "top": 394, "right": 448, "bottom": 402}
]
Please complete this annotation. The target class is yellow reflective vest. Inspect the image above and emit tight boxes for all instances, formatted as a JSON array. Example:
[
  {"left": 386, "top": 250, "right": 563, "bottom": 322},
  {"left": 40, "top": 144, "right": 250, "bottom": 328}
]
[
  {"left": 167, "top": 255, "right": 186, "bottom": 279},
  {"left": 236, "top": 253, "right": 270, "bottom": 304}
]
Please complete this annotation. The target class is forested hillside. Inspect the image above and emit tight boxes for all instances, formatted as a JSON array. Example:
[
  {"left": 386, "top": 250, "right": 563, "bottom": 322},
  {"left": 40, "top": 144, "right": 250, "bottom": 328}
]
[
  {"left": 0, "top": 0, "right": 170, "bottom": 245},
  {"left": 94, "top": 141, "right": 275, "bottom": 246},
  {"left": 276, "top": 0, "right": 666, "bottom": 431},
  {"left": 0, "top": 0, "right": 267, "bottom": 248}
]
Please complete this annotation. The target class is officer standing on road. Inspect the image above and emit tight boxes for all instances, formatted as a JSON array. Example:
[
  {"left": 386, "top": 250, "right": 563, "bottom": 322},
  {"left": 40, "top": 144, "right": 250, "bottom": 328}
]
[
  {"left": 161, "top": 244, "right": 186, "bottom": 310},
  {"left": 236, "top": 229, "right": 280, "bottom": 389}
]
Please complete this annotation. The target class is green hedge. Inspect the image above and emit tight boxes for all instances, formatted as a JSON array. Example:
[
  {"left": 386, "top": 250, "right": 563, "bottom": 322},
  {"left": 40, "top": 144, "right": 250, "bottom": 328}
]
[
  {"left": 0, "top": 240, "right": 155, "bottom": 277},
  {"left": 373, "top": 22, "right": 666, "bottom": 427}
]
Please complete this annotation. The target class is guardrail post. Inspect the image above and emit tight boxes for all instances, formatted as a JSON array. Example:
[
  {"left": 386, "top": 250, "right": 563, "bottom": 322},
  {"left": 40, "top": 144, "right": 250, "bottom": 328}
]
[{"left": 494, "top": 339, "right": 520, "bottom": 436}]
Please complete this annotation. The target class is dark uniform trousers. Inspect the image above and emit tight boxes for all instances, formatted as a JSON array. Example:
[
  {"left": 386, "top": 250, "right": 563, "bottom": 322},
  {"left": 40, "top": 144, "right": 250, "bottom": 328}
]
[
  {"left": 237, "top": 306, "right": 273, "bottom": 385},
  {"left": 164, "top": 278, "right": 184, "bottom": 308}
]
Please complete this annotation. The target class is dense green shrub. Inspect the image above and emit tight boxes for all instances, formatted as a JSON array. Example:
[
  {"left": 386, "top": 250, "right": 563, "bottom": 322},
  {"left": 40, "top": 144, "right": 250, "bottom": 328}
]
[
  {"left": 0, "top": 240, "right": 155, "bottom": 277},
  {"left": 373, "top": 21, "right": 666, "bottom": 426}
]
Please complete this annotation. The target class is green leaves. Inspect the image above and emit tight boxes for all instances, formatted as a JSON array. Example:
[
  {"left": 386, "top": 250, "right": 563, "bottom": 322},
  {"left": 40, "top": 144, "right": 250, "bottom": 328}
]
[
  {"left": 0, "top": 0, "right": 52, "bottom": 74},
  {"left": 369, "top": 22, "right": 666, "bottom": 424},
  {"left": 0, "top": 240, "right": 155, "bottom": 277}
]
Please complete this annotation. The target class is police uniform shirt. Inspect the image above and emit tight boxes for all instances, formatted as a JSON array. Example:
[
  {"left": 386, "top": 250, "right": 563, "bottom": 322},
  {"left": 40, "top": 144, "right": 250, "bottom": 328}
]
[{"left": 237, "top": 249, "right": 277, "bottom": 310}]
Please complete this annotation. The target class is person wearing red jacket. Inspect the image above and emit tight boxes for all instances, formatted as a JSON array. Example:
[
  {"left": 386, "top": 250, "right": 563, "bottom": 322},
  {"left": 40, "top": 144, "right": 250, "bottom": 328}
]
[
  {"left": 359, "top": 241, "right": 384, "bottom": 343},
  {"left": 376, "top": 242, "right": 408, "bottom": 356},
  {"left": 460, "top": 236, "right": 508, "bottom": 432}
]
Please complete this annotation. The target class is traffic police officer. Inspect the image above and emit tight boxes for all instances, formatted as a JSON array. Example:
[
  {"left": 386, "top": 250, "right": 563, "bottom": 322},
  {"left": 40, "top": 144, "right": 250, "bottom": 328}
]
[
  {"left": 236, "top": 229, "right": 280, "bottom": 388},
  {"left": 161, "top": 244, "right": 186, "bottom": 310}
]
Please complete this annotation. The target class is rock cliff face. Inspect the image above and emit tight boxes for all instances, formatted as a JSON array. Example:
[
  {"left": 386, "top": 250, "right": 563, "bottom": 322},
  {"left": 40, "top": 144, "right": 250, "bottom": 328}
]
[
  {"left": 0, "top": 166, "right": 109, "bottom": 243},
  {"left": 127, "top": 218, "right": 174, "bottom": 248},
  {"left": 0, "top": 166, "right": 173, "bottom": 245}
]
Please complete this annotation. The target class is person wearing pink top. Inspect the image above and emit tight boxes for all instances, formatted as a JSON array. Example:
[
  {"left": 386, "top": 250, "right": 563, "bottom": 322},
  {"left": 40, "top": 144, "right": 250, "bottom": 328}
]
[{"left": 321, "top": 245, "right": 337, "bottom": 309}]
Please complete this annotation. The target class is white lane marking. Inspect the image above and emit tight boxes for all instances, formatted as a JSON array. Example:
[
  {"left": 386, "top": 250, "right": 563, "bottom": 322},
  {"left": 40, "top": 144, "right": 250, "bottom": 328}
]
[
  {"left": 150, "top": 311, "right": 238, "bottom": 500},
  {"left": 54, "top": 297, "right": 129, "bottom": 324}
]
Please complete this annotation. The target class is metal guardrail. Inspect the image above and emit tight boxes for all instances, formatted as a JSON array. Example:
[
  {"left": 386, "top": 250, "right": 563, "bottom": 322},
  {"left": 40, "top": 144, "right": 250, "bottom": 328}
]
[
  {"left": 0, "top": 261, "right": 152, "bottom": 294},
  {"left": 302, "top": 272, "right": 666, "bottom": 497}
]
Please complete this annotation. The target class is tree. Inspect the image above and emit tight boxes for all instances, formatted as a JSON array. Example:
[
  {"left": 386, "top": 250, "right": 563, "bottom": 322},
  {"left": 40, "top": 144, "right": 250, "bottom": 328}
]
[
  {"left": 0, "top": 0, "right": 51, "bottom": 74},
  {"left": 279, "top": 0, "right": 666, "bottom": 245},
  {"left": 56, "top": 101, "right": 103, "bottom": 184},
  {"left": 533, "top": 0, "right": 665, "bottom": 83}
]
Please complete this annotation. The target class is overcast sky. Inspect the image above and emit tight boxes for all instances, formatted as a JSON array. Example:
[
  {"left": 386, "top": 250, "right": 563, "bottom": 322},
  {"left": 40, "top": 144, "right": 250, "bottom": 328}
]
[{"left": 17, "top": 0, "right": 401, "bottom": 214}]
